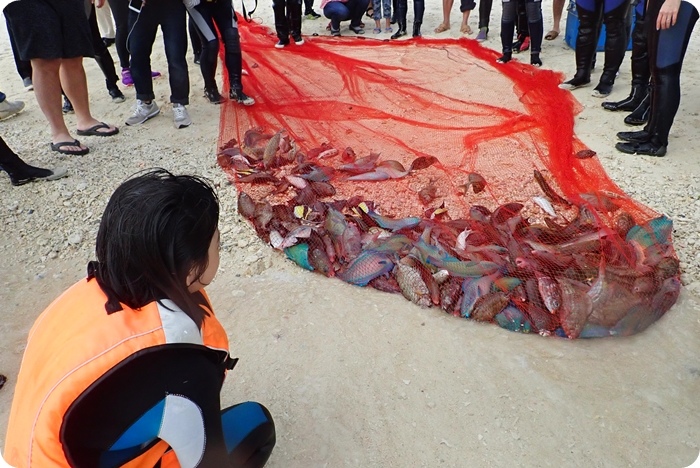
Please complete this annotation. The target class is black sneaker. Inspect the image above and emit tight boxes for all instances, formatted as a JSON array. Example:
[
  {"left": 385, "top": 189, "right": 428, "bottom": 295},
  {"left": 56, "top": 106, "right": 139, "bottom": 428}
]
[
  {"left": 305, "top": 10, "right": 321, "bottom": 18},
  {"left": 109, "top": 88, "right": 126, "bottom": 103},
  {"left": 62, "top": 97, "right": 74, "bottom": 114},
  {"left": 205, "top": 88, "right": 223, "bottom": 104},
  {"left": 291, "top": 33, "right": 304, "bottom": 45},
  {"left": 230, "top": 89, "right": 255, "bottom": 106},
  {"left": 331, "top": 28, "right": 341, "bottom": 36},
  {"left": 349, "top": 25, "right": 365, "bottom": 34},
  {"left": 275, "top": 40, "right": 289, "bottom": 49}
]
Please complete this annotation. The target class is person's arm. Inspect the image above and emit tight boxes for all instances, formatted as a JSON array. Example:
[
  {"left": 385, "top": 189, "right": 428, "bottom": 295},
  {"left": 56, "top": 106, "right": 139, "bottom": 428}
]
[{"left": 657, "top": 0, "right": 682, "bottom": 29}]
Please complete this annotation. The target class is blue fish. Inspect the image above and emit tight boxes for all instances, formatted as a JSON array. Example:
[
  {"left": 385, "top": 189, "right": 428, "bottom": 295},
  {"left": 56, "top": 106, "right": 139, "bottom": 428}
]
[
  {"left": 460, "top": 276, "right": 493, "bottom": 318},
  {"left": 337, "top": 250, "right": 394, "bottom": 286},
  {"left": 284, "top": 243, "right": 313, "bottom": 271},
  {"left": 366, "top": 211, "right": 421, "bottom": 231},
  {"left": 494, "top": 305, "right": 533, "bottom": 333},
  {"left": 625, "top": 215, "right": 673, "bottom": 248}
]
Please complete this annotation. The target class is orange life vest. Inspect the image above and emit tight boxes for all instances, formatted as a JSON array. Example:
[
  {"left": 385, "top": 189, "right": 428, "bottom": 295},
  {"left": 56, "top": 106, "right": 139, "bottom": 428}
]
[{"left": 4, "top": 277, "right": 229, "bottom": 468}]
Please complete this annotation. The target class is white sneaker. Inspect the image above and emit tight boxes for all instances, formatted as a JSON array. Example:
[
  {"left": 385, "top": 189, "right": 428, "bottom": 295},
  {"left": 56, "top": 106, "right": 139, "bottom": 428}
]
[
  {"left": 125, "top": 100, "right": 160, "bottom": 126},
  {"left": 173, "top": 104, "right": 191, "bottom": 129},
  {"left": 0, "top": 99, "right": 25, "bottom": 120}
]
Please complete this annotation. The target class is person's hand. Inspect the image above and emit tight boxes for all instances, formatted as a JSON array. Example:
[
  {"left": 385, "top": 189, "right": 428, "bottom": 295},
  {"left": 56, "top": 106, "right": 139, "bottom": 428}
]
[
  {"left": 93, "top": 0, "right": 105, "bottom": 7},
  {"left": 657, "top": 0, "right": 681, "bottom": 30}
]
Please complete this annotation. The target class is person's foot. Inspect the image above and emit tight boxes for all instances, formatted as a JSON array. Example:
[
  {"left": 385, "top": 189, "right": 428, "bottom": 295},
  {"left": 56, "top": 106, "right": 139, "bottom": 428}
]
[
  {"left": 544, "top": 29, "right": 559, "bottom": 40},
  {"left": 205, "top": 87, "right": 224, "bottom": 104},
  {"left": 0, "top": 161, "right": 68, "bottom": 186},
  {"left": 121, "top": 68, "right": 134, "bottom": 86},
  {"left": 151, "top": 70, "right": 162, "bottom": 79},
  {"left": 475, "top": 27, "right": 488, "bottom": 42},
  {"left": 460, "top": 23, "right": 472, "bottom": 34},
  {"left": 349, "top": 25, "right": 365, "bottom": 34},
  {"left": 331, "top": 28, "right": 341, "bottom": 36},
  {"left": 624, "top": 97, "right": 650, "bottom": 126},
  {"left": 592, "top": 81, "right": 613, "bottom": 97},
  {"left": 194, "top": 52, "right": 201, "bottom": 65},
  {"left": 496, "top": 52, "right": 512, "bottom": 64},
  {"left": 305, "top": 10, "right": 321, "bottom": 18},
  {"left": 559, "top": 75, "right": 590, "bottom": 90},
  {"left": 172, "top": 104, "right": 191, "bottom": 129},
  {"left": 125, "top": 100, "right": 160, "bottom": 126},
  {"left": 616, "top": 130, "right": 650, "bottom": 143},
  {"left": 0, "top": 99, "right": 25, "bottom": 120},
  {"left": 530, "top": 53, "right": 542, "bottom": 67},
  {"left": 615, "top": 141, "right": 667, "bottom": 157},
  {"left": 390, "top": 28, "right": 406, "bottom": 39},
  {"left": 434, "top": 22, "right": 450, "bottom": 33},
  {"left": 230, "top": 89, "right": 255, "bottom": 106},
  {"left": 109, "top": 88, "right": 126, "bottom": 103},
  {"left": 62, "top": 97, "right": 74, "bottom": 114},
  {"left": 275, "top": 39, "right": 289, "bottom": 48},
  {"left": 291, "top": 33, "right": 304, "bottom": 45},
  {"left": 23, "top": 77, "right": 33, "bottom": 91}
]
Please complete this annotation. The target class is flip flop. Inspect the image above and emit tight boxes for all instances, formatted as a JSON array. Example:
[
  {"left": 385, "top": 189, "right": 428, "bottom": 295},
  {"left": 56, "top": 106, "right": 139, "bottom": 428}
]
[
  {"left": 460, "top": 24, "right": 472, "bottom": 34},
  {"left": 76, "top": 122, "right": 119, "bottom": 137},
  {"left": 434, "top": 23, "right": 450, "bottom": 33},
  {"left": 50, "top": 139, "right": 89, "bottom": 156},
  {"left": 545, "top": 30, "right": 559, "bottom": 40}
]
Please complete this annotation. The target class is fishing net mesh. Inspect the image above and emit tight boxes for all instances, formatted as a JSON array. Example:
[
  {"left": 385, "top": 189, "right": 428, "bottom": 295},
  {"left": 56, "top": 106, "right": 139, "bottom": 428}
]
[{"left": 217, "top": 21, "right": 680, "bottom": 338}]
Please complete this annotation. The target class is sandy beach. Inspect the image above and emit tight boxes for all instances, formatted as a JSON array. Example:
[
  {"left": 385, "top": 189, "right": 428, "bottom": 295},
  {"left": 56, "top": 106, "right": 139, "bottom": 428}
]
[{"left": 1, "top": 1, "right": 699, "bottom": 466}]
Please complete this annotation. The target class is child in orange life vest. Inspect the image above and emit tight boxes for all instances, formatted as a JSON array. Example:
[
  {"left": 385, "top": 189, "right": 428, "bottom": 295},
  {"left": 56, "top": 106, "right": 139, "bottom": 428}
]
[{"left": 4, "top": 169, "right": 276, "bottom": 468}]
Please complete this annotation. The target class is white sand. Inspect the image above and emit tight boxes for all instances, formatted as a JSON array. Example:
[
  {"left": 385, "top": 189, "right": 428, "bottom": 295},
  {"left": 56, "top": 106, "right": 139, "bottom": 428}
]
[{"left": 1, "top": 2, "right": 699, "bottom": 466}]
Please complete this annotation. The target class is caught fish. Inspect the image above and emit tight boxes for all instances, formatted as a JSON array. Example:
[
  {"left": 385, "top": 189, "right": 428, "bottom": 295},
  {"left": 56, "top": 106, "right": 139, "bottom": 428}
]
[
  {"left": 613, "top": 211, "right": 635, "bottom": 238},
  {"left": 574, "top": 149, "right": 597, "bottom": 159},
  {"left": 263, "top": 131, "right": 282, "bottom": 168},
  {"left": 535, "top": 272, "right": 561, "bottom": 314},
  {"left": 460, "top": 275, "right": 495, "bottom": 318},
  {"left": 533, "top": 169, "right": 571, "bottom": 207},
  {"left": 409, "top": 156, "right": 439, "bottom": 171},
  {"left": 458, "top": 172, "right": 487, "bottom": 194},
  {"left": 284, "top": 243, "right": 313, "bottom": 270},
  {"left": 471, "top": 291, "right": 510, "bottom": 322},
  {"left": 557, "top": 278, "right": 592, "bottom": 339},
  {"left": 494, "top": 305, "right": 533, "bottom": 332},
  {"left": 532, "top": 196, "right": 556, "bottom": 217},
  {"left": 317, "top": 148, "right": 339, "bottom": 159},
  {"left": 338, "top": 250, "right": 394, "bottom": 286},
  {"left": 237, "top": 192, "right": 257, "bottom": 219},
  {"left": 394, "top": 261, "right": 432, "bottom": 307},
  {"left": 338, "top": 153, "right": 380, "bottom": 174}
]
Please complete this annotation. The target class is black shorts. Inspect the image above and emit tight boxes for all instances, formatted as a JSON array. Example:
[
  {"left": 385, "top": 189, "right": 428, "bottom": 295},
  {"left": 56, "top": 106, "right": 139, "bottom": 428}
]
[{"left": 3, "top": 0, "right": 94, "bottom": 61}]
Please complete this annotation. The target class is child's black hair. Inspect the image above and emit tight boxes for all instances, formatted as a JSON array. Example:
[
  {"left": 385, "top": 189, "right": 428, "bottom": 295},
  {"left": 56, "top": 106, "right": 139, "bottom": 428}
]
[{"left": 94, "top": 169, "right": 220, "bottom": 327}]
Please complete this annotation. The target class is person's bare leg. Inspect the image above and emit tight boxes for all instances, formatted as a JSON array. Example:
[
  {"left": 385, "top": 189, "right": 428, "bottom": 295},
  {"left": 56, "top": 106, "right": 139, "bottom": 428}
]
[
  {"left": 552, "top": 0, "right": 564, "bottom": 33},
  {"left": 435, "top": 0, "right": 454, "bottom": 31},
  {"left": 31, "top": 58, "right": 85, "bottom": 152},
  {"left": 460, "top": 10, "right": 472, "bottom": 33},
  {"left": 59, "top": 57, "right": 116, "bottom": 134}
]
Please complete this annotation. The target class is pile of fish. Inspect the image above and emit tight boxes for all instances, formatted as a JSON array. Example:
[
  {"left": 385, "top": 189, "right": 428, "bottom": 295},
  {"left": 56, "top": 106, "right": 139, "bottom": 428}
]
[{"left": 219, "top": 128, "right": 681, "bottom": 338}]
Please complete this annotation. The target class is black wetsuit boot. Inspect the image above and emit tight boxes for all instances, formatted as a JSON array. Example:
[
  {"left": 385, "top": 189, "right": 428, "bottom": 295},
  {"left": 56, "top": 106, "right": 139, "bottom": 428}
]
[
  {"left": 412, "top": 0, "right": 424, "bottom": 36},
  {"left": 593, "top": 0, "right": 632, "bottom": 96},
  {"left": 561, "top": 5, "right": 599, "bottom": 88},
  {"left": 391, "top": 0, "right": 408, "bottom": 38},
  {"left": 603, "top": 11, "right": 649, "bottom": 111},
  {"left": 498, "top": 0, "right": 516, "bottom": 63},
  {"left": 526, "top": 2, "right": 543, "bottom": 66}
]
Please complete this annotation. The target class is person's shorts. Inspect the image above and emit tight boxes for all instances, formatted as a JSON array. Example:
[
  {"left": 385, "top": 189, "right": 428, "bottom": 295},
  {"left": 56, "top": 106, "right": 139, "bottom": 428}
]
[{"left": 3, "top": 0, "right": 94, "bottom": 61}]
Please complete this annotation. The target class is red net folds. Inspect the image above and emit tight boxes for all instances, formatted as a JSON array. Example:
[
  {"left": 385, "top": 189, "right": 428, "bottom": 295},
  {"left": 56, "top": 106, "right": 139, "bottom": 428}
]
[{"left": 217, "top": 21, "right": 680, "bottom": 338}]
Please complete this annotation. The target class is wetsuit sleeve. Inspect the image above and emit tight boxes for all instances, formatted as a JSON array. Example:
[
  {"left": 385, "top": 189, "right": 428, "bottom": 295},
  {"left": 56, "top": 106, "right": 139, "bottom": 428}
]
[{"left": 61, "top": 344, "right": 233, "bottom": 468}]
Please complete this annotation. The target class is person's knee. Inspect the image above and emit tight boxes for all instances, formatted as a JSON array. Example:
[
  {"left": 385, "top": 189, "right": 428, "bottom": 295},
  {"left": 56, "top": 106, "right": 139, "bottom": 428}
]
[
  {"left": 526, "top": 2, "right": 542, "bottom": 21},
  {"left": 222, "top": 28, "right": 241, "bottom": 49},
  {"left": 460, "top": 0, "right": 476, "bottom": 12},
  {"left": 204, "top": 38, "right": 220, "bottom": 55},
  {"left": 31, "top": 58, "right": 62, "bottom": 72}
]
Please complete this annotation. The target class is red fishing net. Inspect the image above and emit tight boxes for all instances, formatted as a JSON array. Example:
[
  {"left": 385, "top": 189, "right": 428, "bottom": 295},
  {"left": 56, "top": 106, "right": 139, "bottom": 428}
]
[{"left": 217, "top": 21, "right": 680, "bottom": 338}]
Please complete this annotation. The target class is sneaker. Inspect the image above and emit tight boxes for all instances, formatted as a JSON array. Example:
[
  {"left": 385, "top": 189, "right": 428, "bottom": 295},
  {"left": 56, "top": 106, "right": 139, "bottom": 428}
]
[
  {"left": 0, "top": 99, "right": 25, "bottom": 120},
  {"left": 331, "top": 28, "right": 341, "bottom": 36},
  {"left": 62, "top": 97, "right": 74, "bottom": 114},
  {"left": 349, "top": 25, "right": 365, "bottom": 34},
  {"left": 125, "top": 100, "right": 160, "bottom": 126},
  {"left": 121, "top": 68, "right": 134, "bottom": 86},
  {"left": 292, "top": 33, "right": 304, "bottom": 45},
  {"left": 23, "top": 77, "right": 33, "bottom": 91},
  {"left": 109, "top": 88, "right": 126, "bottom": 103},
  {"left": 230, "top": 89, "right": 255, "bottom": 106},
  {"left": 305, "top": 10, "right": 321, "bottom": 18},
  {"left": 151, "top": 70, "right": 161, "bottom": 79},
  {"left": 204, "top": 87, "right": 223, "bottom": 104},
  {"left": 475, "top": 27, "right": 488, "bottom": 42},
  {"left": 172, "top": 103, "right": 191, "bottom": 129},
  {"left": 275, "top": 40, "right": 289, "bottom": 49}
]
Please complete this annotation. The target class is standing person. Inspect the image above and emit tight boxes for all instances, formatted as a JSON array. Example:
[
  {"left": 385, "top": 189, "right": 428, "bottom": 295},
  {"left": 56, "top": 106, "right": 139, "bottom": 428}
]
[
  {"left": 5, "top": 23, "right": 33, "bottom": 90},
  {"left": 188, "top": 0, "right": 256, "bottom": 105},
  {"left": 3, "top": 0, "right": 119, "bottom": 156},
  {"left": 602, "top": 0, "right": 651, "bottom": 125},
  {"left": 496, "top": 0, "right": 543, "bottom": 66},
  {"left": 391, "top": 0, "right": 424, "bottom": 37},
  {"left": 372, "top": 0, "right": 393, "bottom": 33},
  {"left": 1, "top": 133, "right": 68, "bottom": 186},
  {"left": 433, "top": 0, "right": 472, "bottom": 35},
  {"left": 558, "top": 0, "right": 632, "bottom": 96},
  {"left": 271, "top": 0, "right": 304, "bottom": 47},
  {"left": 125, "top": 0, "right": 192, "bottom": 129},
  {"left": 108, "top": 0, "right": 161, "bottom": 87},
  {"left": 3, "top": 169, "right": 276, "bottom": 467},
  {"left": 304, "top": 0, "right": 322, "bottom": 17},
  {"left": 322, "top": 0, "right": 370, "bottom": 35},
  {"left": 96, "top": 0, "right": 116, "bottom": 46},
  {"left": 475, "top": 0, "right": 494, "bottom": 41},
  {"left": 545, "top": 0, "right": 566, "bottom": 40},
  {"left": 615, "top": 0, "right": 698, "bottom": 156}
]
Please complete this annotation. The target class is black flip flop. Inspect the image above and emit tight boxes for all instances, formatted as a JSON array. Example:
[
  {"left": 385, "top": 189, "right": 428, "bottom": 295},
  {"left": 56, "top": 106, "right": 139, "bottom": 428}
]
[
  {"left": 50, "top": 140, "right": 89, "bottom": 156},
  {"left": 76, "top": 122, "right": 119, "bottom": 137}
]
